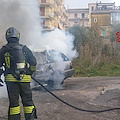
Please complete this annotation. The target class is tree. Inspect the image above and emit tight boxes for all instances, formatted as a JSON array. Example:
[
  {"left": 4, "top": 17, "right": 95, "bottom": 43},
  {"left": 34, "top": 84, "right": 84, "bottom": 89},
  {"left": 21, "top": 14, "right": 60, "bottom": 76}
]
[{"left": 68, "top": 25, "right": 86, "bottom": 51}]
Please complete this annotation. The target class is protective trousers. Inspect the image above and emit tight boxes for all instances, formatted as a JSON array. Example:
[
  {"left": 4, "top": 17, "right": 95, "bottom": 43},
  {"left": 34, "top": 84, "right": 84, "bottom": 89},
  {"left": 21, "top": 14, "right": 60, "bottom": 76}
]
[{"left": 6, "top": 82, "right": 37, "bottom": 120}]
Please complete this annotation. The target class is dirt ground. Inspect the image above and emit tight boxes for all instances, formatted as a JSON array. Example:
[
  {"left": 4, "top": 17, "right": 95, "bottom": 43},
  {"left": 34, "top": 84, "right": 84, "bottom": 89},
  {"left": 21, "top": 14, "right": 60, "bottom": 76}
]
[{"left": 0, "top": 77, "right": 120, "bottom": 120}]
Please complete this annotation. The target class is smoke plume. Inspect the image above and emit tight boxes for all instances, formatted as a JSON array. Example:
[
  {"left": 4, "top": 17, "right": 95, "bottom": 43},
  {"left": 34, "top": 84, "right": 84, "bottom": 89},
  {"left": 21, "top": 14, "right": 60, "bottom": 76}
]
[
  {"left": 0, "top": 0, "right": 42, "bottom": 46},
  {"left": 0, "top": 0, "right": 78, "bottom": 93},
  {"left": 0, "top": 0, "right": 77, "bottom": 59}
]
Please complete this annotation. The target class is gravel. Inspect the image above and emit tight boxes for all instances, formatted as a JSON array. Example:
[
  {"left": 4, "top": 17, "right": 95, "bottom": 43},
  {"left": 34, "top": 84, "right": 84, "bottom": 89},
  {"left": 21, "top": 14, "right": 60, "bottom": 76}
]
[{"left": 0, "top": 77, "right": 120, "bottom": 120}]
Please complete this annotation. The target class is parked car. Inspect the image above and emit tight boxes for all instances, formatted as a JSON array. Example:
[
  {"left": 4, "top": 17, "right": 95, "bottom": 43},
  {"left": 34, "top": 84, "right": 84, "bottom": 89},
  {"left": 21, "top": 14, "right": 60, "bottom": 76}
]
[{"left": 32, "top": 49, "right": 74, "bottom": 89}]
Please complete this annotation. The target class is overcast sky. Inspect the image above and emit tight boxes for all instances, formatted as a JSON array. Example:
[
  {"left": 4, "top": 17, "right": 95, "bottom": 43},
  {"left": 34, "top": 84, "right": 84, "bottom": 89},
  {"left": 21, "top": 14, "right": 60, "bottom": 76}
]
[{"left": 65, "top": 0, "right": 120, "bottom": 9}]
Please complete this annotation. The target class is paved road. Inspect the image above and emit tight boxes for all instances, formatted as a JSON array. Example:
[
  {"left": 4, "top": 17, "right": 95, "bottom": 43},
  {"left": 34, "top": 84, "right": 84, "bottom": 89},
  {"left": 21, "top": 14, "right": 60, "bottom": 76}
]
[{"left": 0, "top": 77, "right": 120, "bottom": 120}]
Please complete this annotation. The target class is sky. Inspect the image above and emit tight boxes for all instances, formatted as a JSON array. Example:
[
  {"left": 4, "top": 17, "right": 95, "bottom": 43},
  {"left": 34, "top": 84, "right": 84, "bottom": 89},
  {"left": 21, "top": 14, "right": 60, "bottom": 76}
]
[{"left": 65, "top": 0, "right": 120, "bottom": 9}]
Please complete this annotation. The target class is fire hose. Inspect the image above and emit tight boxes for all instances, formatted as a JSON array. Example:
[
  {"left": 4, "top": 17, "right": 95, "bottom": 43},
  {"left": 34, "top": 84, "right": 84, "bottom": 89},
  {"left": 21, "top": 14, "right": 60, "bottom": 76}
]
[{"left": 31, "top": 76, "right": 120, "bottom": 113}]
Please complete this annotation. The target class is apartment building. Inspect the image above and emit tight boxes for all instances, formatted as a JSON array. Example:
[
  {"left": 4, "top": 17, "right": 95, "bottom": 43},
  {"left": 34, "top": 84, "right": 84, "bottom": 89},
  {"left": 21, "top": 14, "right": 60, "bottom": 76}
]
[
  {"left": 38, "top": 0, "right": 120, "bottom": 34},
  {"left": 90, "top": 2, "right": 120, "bottom": 36},
  {"left": 67, "top": 8, "right": 89, "bottom": 27},
  {"left": 67, "top": 2, "right": 120, "bottom": 37},
  {"left": 38, "top": 0, "right": 69, "bottom": 31}
]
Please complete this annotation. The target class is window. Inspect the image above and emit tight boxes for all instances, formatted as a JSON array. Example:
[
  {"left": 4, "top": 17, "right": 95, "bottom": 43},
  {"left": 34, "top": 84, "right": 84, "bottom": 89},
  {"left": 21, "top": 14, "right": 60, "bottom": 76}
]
[
  {"left": 33, "top": 51, "right": 46, "bottom": 64},
  {"left": 94, "top": 18, "right": 97, "bottom": 23},
  {"left": 47, "top": 51, "right": 69, "bottom": 62},
  {"left": 91, "top": 6, "right": 94, "bottom": 11},
  {"left": 74, "top": 13, "right": 77, "bottom": 18},
  {"left": 61, "top": 53, "right": 69, "bottom": 61},
  {"left": 101, "top": 30, "right": 106, "bottom": 37},
  {"left": 41, "top": 0, "right": 46, "bottom": 3},
  {"left": 40, "top": 7, "right": 45, "bottom": 16},
  {"left": 41, "top": 19, "right": 45, "bottom": 27},
  {"left": 82, "top": 13, "right": 85, "bottom": 18}
]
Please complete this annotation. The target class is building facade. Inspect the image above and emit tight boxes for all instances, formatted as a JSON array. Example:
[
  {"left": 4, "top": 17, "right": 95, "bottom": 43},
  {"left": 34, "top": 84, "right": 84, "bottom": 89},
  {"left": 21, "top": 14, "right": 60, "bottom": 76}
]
[
  {"left": 38, "top": 0, "right": 69, "bottom": 31},
  {"left": 38, "top": 1, "right": 120, "bottom": 33},
  {"left": 88, "top": 3, "right": 96, "bottom": 27},
  {"left": 90, "top": 2, "right": 120, "bottom": 36},
  {"left": 67, "top": 8, "right": 89, "bottom": 27},
  {"left": 67, "top": 2, "right": 120, "bottom": 37}
]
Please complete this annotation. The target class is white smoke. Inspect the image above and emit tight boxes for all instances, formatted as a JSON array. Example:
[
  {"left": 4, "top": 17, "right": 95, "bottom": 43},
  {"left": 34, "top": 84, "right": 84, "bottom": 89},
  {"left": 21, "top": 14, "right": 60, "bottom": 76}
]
[
  {"left": 0, "top": 0, "right": 78, "bottom": 91},
  {"left": 0, "top": 0, "right": 78, "bottom": 59},
  {"left": 38, "top": 29, "right": 78, "bottom": 60},
  {"left": 0, "top": 0, "right": 42, "bottom": 46}
]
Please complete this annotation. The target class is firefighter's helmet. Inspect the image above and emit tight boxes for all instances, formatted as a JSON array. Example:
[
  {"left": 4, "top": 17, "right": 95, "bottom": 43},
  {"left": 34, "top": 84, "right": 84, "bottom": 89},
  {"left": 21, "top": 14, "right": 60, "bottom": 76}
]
[{"left": 5, "top": 27, "right": 20, "bottom": 42}]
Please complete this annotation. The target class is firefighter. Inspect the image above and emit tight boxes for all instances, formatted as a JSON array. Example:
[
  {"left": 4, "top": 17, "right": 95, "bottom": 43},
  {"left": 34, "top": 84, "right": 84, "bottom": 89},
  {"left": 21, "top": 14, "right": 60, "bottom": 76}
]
[{"left": 0, "top": 27, "right": 37, "bottom": 120}]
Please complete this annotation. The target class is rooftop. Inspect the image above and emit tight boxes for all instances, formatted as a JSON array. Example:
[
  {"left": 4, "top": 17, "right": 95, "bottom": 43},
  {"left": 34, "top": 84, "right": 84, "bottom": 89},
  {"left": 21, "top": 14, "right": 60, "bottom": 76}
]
[{"left": 67, "top": 8, "right": 89, "bottom": 13}]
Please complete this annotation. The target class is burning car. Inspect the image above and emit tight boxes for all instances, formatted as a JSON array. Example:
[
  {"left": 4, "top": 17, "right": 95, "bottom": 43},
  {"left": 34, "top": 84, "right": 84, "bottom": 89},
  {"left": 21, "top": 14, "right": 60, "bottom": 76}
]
[{"left": 32, "top": 49, "right": 74, "bottom": 89}]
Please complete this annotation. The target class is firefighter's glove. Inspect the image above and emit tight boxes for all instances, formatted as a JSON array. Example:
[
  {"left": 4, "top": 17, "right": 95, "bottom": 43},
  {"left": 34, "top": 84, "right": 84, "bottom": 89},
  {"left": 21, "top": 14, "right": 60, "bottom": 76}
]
[
  {"left": 26, "top": 65, "right": 36, "bottom": 76},
  {"left": 26, "top": 69, "right": 33, "bottom": 76},
  {"left": 0, "top": 79, "right": 4, "bottom": 87}
]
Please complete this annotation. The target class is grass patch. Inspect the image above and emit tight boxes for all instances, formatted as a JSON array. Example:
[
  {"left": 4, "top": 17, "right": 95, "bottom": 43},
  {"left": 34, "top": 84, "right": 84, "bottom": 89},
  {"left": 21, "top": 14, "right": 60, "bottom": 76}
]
[{"left": 73, "top": 63, "right": 120, "bottom": 77}]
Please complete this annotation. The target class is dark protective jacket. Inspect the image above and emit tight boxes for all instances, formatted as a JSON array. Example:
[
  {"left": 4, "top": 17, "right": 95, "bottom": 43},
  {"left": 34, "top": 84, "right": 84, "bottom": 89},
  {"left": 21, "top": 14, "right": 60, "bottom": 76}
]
[
  {"left": 0, "top": 41, "right": 37, "bottom": 120},
  {"left": 0, "top": 42, "right": 37, "bottom": 82}
]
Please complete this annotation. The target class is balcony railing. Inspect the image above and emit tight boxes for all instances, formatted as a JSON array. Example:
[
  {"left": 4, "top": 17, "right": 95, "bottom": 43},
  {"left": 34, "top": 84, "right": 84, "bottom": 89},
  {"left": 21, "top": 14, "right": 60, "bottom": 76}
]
[
  {"left": 38, "top": 0, "right": 62, "bottom": 6},
  {"left": 40, "top": 11, "right": 58, "bottom": 20},
  {"left": 56, "top": 0, "right": 62, "bottom": 6},
  {"left": 38, "top": 0, "right": 61, "bottom": 6},
  {"left": 42, "top": 26, "right": 55, "bottom": 31},
  {"left": 38, "top": 0, "right": 54, "bottom": 6},
  {"left": 54, "top": 7, "right": 63, "bottom": 16}
]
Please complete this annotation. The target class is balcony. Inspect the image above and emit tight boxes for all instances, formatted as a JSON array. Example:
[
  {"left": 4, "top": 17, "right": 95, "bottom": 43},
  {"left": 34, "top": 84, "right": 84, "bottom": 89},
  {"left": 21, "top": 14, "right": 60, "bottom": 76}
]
[
  {"left": 63, "top": 17, "right": 69, "bottom": 25},
  {"left": 56, "top": 0, "right": 62, "bottom": 6},
  {"left": 69, "top": 17, "right": 89, "bottom": 21},
  {"left": 42, "top": 22, "right": 57, "bottom": 31},
  {"left": 40, "top": 11, "right": 53, "bottom": 18},
  {"left": 40, "top": 11, "right": 58, "bottom": 20},
  {"left": 38, "top": 0, "right": 55, "bottom": 7},
  {"left": 42, "top": 26, "right": 55, "bottom": 31},
  {"left": 54, "top": 6, "right": 63, "bottom": 16},
  {"left": 54, "top": 7, "right": 59, "bottom": 15}
]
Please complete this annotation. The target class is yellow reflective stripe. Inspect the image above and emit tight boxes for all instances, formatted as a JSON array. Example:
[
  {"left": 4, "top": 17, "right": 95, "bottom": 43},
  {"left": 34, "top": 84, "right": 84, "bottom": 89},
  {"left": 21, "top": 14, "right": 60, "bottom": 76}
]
[
  {"left": 24, "top": 60, "right": 26, "bottom": 67},
  {"left": 4, "top": 53, "right": 10, "bottom": 68},
  {"left": 30, "top": 65, "right": 36, "bottom": 71},
  {"left": 7, "top": 30, "right": 10, "bottom": 35},
  {"left": 5, "top": 57, "right": 10, "bottom": 68},
  {"left": 10, "top": 106, "right": 20, "bottom": 115},
  {"left": 5, "top": 74, "right": 31, "bottom": 82},
  {"left": 17, "top": 32, "right": 20, "bottom": 37},
  {"left": 24, "top": 106, "right": 34, "bottom": 114}
]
